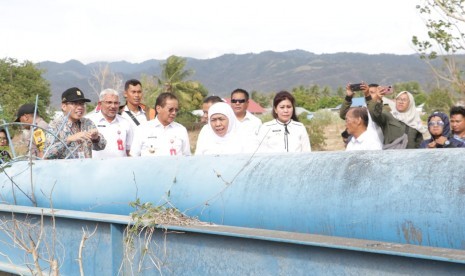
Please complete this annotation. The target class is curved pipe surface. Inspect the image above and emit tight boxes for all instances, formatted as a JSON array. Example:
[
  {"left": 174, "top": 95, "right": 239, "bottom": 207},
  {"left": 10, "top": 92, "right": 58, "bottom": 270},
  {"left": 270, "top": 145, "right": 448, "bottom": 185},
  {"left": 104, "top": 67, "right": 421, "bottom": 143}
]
[{"left": 0, "top": 149, "right": 464, "bottom": 249}]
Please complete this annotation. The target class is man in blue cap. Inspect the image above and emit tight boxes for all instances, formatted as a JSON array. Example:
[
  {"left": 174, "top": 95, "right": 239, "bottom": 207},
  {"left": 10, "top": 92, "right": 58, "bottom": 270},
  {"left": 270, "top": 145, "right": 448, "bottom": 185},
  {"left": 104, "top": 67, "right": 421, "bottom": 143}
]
[{"left": 44, "top": 87, "right": 106, "bottom": 159}]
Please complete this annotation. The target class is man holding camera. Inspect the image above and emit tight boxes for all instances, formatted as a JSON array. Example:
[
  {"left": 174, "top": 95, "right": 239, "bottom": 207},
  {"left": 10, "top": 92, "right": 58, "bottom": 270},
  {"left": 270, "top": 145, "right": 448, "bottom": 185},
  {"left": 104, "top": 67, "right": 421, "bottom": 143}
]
[{"left": 339, "top": 82, "right": 384, "bottom": 146}]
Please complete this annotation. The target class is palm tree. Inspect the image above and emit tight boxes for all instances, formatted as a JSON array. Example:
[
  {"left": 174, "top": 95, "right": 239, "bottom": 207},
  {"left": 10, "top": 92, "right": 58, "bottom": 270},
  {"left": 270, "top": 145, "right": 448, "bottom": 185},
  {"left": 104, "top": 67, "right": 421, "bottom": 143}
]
[{"left": 156, "top": 56, "right": 208, "bottom": 111}]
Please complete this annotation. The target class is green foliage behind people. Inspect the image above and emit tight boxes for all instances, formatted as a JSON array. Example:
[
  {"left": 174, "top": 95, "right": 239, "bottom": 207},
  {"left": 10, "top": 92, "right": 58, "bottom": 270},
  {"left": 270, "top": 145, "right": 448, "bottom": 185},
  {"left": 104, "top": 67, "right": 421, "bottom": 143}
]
[
  {"left": 292, "top": 84, "right": 342, "bottom": 111},
  {"left": 424, "top": 87, "right": 455, "bottom": 114},
  {"left": 251, "top": 90, "right": 273, "bottom": 108},
  {"left": 155, "top": 55, "right": 208, "bottom": 112},
  {"left": 391, "top": 81, "right": 427, "bottom": 105},
  {"left": 413, "top": 0, "right": 465, "bottom": 95},
  {"left": 0, "top": 58, "right": 51, "bottom": 122}
]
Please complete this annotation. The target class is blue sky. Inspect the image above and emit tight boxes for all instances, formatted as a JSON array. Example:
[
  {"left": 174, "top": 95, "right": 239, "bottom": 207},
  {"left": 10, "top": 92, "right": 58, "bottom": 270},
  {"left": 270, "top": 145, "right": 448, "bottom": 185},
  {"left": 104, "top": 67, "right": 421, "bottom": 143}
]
[{"left": 0, "top": 0, "right": 429, "bottom": 63}]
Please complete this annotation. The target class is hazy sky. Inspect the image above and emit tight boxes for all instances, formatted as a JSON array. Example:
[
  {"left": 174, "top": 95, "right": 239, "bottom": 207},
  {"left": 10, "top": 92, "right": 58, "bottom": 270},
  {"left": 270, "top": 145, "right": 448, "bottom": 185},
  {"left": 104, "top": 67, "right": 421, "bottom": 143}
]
[{"left": 0, "top": 0, "right": 429, "bottom": 64}]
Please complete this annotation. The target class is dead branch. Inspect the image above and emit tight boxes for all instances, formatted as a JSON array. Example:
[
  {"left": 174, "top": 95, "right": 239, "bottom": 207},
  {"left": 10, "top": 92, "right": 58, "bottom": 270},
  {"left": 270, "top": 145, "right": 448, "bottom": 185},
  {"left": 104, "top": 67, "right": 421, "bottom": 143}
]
[{"left": 77, "top": 225, "right": 98, "bottom": 276}]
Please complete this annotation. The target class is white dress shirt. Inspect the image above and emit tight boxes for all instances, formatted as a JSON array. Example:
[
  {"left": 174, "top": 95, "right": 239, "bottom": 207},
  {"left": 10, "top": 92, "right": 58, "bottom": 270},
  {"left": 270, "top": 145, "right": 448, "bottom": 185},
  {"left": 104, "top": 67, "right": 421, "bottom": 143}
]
[
  {"left": 346, "top": 129, "right": 383, "bottom": 151},
  {"left": 130, "top": 117, "right": 191, "bottom": 157},
  {"left": 88, "top": 112, "right": 134, "bottom": 158},
  {"left": 236, "top": 111, "right": 262, "bottom": 136},
  {"left": 256, "top": 119, "right": 311, "bottom": 153},
  {"left": 120, "top": 105, "right": 148, "bottom": 129}
]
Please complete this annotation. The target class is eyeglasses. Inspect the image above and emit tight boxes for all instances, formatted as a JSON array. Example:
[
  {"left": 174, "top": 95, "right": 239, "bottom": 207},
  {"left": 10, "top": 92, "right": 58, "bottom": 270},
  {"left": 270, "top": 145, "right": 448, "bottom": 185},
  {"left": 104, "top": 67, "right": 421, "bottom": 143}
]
[
  {"left": 102, "top": 101, "right": 120, "bottom": 106},
  {"left": 0, "top": 137, "right": 7, "bottom": 142},
  {"left": 66, "top": 102, "right": 86, "bottom": 106},
  {"left": 168, "top": 107, "right": 179, "bottom": 113},
  {"left": 428, "top": 121, "right": 445, "bottom": 127},
  {"left": 231, "top": 99, "right": 247, "bottom": 104},
  {"left": 396, "top": 98, "right": 409, "bottom": 103}
]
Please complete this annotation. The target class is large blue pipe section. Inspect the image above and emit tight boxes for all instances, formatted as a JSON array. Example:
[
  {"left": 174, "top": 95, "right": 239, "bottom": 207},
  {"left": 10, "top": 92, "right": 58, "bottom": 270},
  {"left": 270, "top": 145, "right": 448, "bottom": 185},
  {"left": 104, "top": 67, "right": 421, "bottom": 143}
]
[
  {"left": 0, "top": 205, "right": 464, "bottom": 275},
  {"left": 0, "top": 149, "right": 464, "bottom": 249}
]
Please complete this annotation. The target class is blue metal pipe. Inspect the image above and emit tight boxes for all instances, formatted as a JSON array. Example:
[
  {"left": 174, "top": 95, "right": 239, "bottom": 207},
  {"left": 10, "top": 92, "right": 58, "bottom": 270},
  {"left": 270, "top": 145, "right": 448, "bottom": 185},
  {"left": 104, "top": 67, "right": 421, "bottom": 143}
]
[
  {"left": 0, "top": 205, "right": 464, "bottom": 275},
  {"left": 0, "top": 149, "right": 464, "bottom": 249}
]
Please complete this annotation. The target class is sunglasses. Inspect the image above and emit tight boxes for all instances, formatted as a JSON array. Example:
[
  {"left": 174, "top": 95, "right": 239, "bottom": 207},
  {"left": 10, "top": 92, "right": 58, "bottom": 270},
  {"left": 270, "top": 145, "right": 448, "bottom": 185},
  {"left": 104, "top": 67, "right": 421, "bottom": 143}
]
[
  {"left": 231, "top": 99, "right": 246, "bottom": 104},
  {"left": 428, "top": 121, "right": 445, "bottom": 127}
]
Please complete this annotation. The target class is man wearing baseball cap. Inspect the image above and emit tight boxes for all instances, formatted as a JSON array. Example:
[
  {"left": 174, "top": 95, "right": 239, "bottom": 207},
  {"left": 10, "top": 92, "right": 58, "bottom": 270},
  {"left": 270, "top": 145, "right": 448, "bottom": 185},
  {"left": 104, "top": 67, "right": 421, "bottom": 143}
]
[
  {"left": 15, "top": 103, "right": 49, "bottom": 158},
  {"left": 44, "top": 87, "right": 106, "bottom": 159}
]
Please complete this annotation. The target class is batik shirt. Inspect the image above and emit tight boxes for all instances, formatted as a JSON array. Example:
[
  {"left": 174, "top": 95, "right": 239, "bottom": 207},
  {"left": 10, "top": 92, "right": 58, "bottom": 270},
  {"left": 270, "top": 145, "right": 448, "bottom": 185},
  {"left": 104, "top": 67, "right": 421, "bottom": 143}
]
[{"left": 44, "top": 115, "right": 106, "bottom": 159}]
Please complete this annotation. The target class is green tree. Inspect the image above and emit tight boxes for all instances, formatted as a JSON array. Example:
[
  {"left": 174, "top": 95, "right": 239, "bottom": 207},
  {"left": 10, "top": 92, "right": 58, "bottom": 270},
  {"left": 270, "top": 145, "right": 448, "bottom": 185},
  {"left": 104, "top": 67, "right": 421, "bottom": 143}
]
[
  {"left": 292, "top": 85, "right": 319, "bottom": 111},
  {"left": 391, "top": 81, "right": 428, "bottom": 104},
  {"left": 140, "top": 74, "right": 160, "bottom": 109},
  {"left": 316, "top": 96, "right": 343, "bottom": 110},
  {"left": 424, "top": 87, "right": 455, "bottom": 113},
  {"left": 321, "top": 86, "right": 332, "bottom": 97},
  {"left": 412, "top": 0, "right": 465, "bottom": 96},
  {"left": 393, "top": 81, "right": 423, "bottom": 95},
  {"left": 251, "top": 90, "right": 273, "bottom": 108},
  {"left": 155, "top": 55, "right": 208, "bottom": 111},
  {"left": 0, "top": 58, "right": 51, "bottom": 122}
]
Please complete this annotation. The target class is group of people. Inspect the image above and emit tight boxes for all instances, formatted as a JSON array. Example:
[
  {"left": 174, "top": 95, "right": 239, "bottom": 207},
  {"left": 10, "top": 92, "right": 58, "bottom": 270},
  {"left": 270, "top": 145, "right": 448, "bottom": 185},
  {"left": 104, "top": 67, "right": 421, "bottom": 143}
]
[
  {"left": 1, "top": 79, "right": 464, "bottom": 162},
  {"left": 339, "top": 82, "right": 465, "bottom": 150},
  {"left": 0, "top": 80, "right": 312, "bottom": 161}
]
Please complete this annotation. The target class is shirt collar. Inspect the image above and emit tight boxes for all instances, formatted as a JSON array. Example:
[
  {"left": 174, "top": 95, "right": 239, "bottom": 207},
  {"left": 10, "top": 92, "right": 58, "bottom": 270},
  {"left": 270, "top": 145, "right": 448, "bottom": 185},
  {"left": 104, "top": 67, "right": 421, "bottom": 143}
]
[
  {"left": 124, "top": 105, "right": 145, "bottom": 114},
  {"left": 350, "top": 130, "right": 368, "bottom": 144},
  {"left": 153, "top": 117, "right": 174, "bottom": 128}
]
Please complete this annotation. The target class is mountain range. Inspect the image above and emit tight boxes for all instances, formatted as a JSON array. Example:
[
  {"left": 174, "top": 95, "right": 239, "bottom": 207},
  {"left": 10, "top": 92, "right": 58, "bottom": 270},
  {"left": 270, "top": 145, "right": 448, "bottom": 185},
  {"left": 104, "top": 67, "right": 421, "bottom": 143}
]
[{"left": 37, "top": 50, "right": 439, "bottom": 107}]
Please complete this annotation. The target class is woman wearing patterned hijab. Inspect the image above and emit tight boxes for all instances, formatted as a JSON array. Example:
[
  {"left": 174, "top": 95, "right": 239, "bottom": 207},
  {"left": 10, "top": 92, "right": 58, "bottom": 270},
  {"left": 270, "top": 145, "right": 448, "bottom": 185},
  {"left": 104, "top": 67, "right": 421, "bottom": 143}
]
[{"left": 420, "top": 111, "right": 465, "bottom": 148}]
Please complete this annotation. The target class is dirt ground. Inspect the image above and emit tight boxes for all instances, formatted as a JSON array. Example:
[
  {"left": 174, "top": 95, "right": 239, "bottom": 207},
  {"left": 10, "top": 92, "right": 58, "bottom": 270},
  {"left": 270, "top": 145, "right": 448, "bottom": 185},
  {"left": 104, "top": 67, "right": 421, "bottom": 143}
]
[{"left": 322, "top": 121, "right": 346, "bottom": 151}]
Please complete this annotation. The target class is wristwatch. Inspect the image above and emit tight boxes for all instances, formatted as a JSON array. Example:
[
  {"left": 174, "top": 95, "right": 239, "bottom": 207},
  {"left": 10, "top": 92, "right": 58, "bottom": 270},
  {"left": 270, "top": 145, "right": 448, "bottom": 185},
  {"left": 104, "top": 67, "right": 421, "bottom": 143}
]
[{"left": 444, "top": 140, "right": 450, "bottom": 147}]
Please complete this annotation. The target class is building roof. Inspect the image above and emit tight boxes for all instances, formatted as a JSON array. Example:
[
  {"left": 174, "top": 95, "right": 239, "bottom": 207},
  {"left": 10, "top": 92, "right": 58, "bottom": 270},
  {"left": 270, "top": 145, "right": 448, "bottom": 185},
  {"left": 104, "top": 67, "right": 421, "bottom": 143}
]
[
  {"left": 224, "top": 98, "right": 266, "bottom": 114},
  {"left": 333, "top": 97, "right": 366, "bottom": 110}
]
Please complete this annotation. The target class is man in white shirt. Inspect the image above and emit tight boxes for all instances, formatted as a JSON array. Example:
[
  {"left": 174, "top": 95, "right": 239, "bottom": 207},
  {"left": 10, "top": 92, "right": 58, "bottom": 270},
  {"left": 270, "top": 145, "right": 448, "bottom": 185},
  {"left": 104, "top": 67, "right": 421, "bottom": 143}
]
[
  {"left": 345, "top": 107, "right": 383, "bottom": 151},
  {"left": 119, "top": 79, "right": 152, "bottom": 129},
  {"left": 230, "top": 88, "right": 262, "bottom": 136},
  {"left": 88, "top": 89, "right": 133, "bottom": 158},
  {"left": 130, "top": 93, "right": 191, "bottom": 157}
]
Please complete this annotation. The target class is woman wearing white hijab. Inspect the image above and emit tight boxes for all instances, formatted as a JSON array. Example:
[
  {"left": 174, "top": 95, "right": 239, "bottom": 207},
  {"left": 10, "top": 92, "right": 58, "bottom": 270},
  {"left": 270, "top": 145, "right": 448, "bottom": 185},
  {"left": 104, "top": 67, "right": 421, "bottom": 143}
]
[
  {"left": 368, "top": 90, "right": 427, "bottom": 149},
  {"left": 195, "top": 102, "right": 245, "bottom": 155}
]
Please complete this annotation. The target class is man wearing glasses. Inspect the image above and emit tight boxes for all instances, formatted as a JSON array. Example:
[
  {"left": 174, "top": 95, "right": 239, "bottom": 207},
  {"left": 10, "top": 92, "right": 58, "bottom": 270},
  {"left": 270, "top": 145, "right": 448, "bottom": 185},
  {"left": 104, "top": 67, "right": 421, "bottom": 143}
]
[
  {"left": 230, "top": 88, "right": 262, "bottom": 137},
  {"left": 87, "top": 89, "right": 133, "bottom": 158},
  {"left": 130, "top": 93, "right": 191, "bottom": 157},
  {"left": 44, "top": 87, "right": 106, "bottom": 159}
]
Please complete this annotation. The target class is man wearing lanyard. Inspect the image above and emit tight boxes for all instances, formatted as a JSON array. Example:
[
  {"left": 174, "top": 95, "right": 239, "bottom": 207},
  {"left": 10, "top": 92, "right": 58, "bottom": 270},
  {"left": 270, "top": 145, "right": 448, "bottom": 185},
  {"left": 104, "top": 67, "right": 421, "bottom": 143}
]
[
  {"left": 88, "top": 89, "right": 133, "bottom": 158},
  {"left": 130, "top": 93, "right": 191, "bottom": 157},
  {"left": 119, "top": 79, "right": 152, "bottom": 129},
  {"left": 45, "top": 87, "right": 106, "bottom": 159}
]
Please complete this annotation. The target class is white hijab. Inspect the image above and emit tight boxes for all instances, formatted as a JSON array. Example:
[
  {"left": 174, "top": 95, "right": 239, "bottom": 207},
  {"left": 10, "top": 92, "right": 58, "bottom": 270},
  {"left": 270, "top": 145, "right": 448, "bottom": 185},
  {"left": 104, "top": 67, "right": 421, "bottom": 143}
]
[
  {"left": 196, "top": 102, "right": 243, "bottom": 155},
  {"left": 207, "top": 102, "right": 238, "bottom": 142},
  {"left": 385, "top": 91, "right": 428, "bottom": 134}
]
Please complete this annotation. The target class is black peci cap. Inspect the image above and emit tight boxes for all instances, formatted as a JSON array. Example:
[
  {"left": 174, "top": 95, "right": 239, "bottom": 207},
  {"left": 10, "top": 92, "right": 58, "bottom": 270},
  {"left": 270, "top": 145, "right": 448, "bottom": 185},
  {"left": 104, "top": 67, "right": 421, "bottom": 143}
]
[
  {"left": 62, "top": 87, "right": 91, "bottom": 103},
  {"left": 15, "top": 104, "right": 37, "bottom": 122}
]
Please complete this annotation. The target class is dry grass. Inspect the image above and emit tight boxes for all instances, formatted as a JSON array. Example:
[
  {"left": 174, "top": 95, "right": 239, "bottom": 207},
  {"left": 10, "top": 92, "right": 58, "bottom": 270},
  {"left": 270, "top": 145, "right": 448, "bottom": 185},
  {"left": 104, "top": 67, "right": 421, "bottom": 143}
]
[{"left": 322, "top": 119, "right": 346, "bottom": 151}]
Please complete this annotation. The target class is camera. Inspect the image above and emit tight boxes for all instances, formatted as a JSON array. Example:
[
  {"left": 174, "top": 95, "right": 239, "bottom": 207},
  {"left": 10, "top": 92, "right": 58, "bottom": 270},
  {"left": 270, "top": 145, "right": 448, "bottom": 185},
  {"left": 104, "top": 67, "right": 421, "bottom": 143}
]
[
  {"left": 383, "top": 85, "right": 393, "bottom": 95},
  {"left": 349, "top": 83, "right": 362, "bottom": 91}
]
